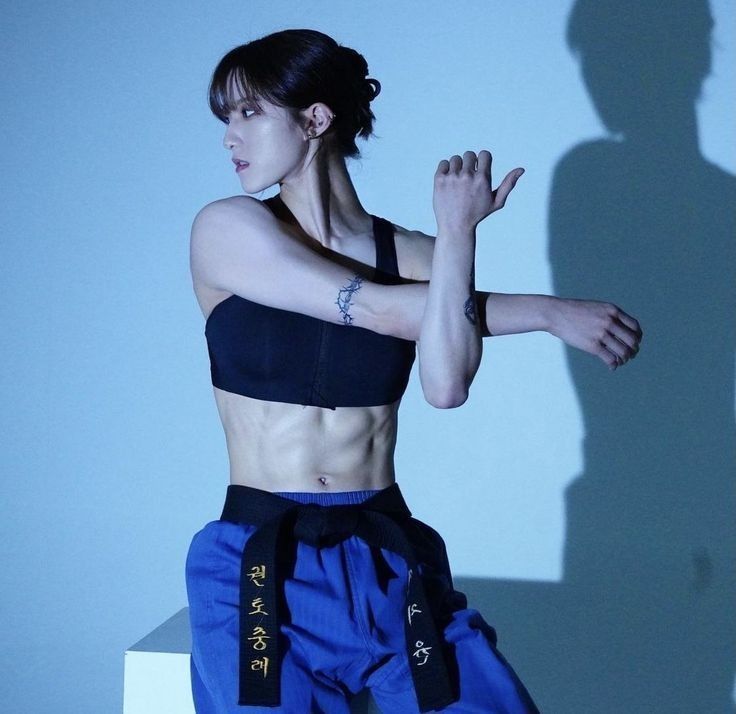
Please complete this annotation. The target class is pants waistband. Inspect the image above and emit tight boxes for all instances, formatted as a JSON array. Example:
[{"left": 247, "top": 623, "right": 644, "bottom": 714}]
[
  {"left": 272, "top": 487, "right": 385, "bottom": 506},
  {"left": 218, "top": 481, "right": 458, "bottom": 712}
]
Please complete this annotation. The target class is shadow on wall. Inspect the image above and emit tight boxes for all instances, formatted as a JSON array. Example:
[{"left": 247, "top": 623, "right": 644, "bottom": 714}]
[
  {"left": 357, "top": 3, "right": 736, "bottom": 713},
  {"left": 527, "top": 0, "right": 735, "bottom": 710},
  {"left": 353, "top": 2, "right": 736, "bottom": 713}
]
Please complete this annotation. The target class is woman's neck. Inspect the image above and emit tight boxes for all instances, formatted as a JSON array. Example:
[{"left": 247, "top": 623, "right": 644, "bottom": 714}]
[{"left": 277, "top": 150, "right": 372, "bottom": 248}]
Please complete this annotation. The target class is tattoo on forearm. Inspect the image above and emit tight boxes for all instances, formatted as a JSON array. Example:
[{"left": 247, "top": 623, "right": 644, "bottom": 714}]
[
  {"left": 335, "top": 274, "right": 364, "bottom": 325},
  {"left": 463, "top": 267, "right": 477, "bottom": 326}
]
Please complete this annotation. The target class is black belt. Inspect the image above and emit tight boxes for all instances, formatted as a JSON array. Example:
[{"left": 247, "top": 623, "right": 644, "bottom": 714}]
[{"left": 219, "top": 483, "right": 459, "bottom": 712}]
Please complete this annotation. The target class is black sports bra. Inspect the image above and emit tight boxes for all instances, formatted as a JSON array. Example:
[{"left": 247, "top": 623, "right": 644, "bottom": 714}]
[{"left": 204, "top": 204, "right": 417, "bottom": 410}]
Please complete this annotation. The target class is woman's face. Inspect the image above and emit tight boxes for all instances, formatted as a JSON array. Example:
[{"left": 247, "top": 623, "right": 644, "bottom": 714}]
[{"left": 222, "top": 94, "right": 309, "bottom": 194}]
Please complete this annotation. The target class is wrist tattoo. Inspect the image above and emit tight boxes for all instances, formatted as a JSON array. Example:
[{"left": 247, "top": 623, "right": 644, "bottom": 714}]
[
  {"left": 463, "top": 267, "right": 477, "bottom": 326},
  {"left": 335, "top": 274, "right": 364, "bottom": 325}
]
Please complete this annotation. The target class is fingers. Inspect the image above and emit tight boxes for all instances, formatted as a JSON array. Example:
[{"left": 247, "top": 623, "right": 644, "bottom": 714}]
[
  {"left": 436, "top": 150, "right": 492, "bottom": 174},
  {"left": 436, "top": 150, "right": 520, "bottom": 181},
  {"left": 607, "top": 308, "right": 643, "bottom": 358},
  {"left": 435, "top": 159, "right": 450, "bottom": 176},
  {"left": 435, "top": 155, "right": 465, "bottom": 176},
  {"left": 599, "top": 318, "right": 643, "bottom": 370},
  {"left": 600, "top": 345, "right": 624, "bottom": 371},
  {"left": 492, "top": 168, "right": 525, "bottom": 209},
  {"left": 477, "top": 150, "right": 492, "bottom": 181},
  {"left": 591, "top": 334, "right": 630, "bottom": 371},
  {"left": 615, "top": 310, "right": 644, "bottom": 341},
  {"left": 462, "top": 151, "right": 478, "bottom": 172},
  {"left": 604, "top": 337, "right": 631, "bottom": 370}
]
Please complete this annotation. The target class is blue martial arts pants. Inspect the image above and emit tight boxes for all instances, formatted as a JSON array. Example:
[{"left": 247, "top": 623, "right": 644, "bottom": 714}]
[{"left": 185, "top": 486, "right": 540, "bottom": 713}]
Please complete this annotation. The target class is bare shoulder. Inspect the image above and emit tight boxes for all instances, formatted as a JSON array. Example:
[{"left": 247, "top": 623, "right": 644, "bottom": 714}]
[
  {"left": 190, "top": 195, "right": 275, "bottom": 317},
  {"left": 192, "top": 194, "right": 271, "bottom": 229},
  {"left": 391, "top": 222, "right": 436, "bottom": 281}
]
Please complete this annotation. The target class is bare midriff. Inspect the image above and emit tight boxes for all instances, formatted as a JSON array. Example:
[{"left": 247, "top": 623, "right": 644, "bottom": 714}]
[{"left": 213, "top": 386, "right": 400, "bottom": 492}]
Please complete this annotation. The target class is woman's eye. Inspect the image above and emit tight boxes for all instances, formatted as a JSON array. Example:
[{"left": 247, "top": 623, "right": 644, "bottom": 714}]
[{"left": 219, "top": 106, "right": 255, "bottom": 124}]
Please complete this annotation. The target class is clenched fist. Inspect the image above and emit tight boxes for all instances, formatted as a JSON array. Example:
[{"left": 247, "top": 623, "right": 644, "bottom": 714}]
[{"left": 433, "top": 150, "right": 524, "bottom": 231}]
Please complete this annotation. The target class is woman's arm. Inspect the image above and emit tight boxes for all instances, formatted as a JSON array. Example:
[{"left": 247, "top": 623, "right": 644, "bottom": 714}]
[
  {"left": 413, "top": 151, "right": 525, "bottom": 407},
  {"left": 416, "top": 221, "right": 482, "bottom": 408},
  {"left": 477, "top": 291, "right": 550, "bottom": 336},
  {"left": 191, "top": 196, "right": 399, "bottom": 334},
  {"left": 191, "top": 196, "right": 483, "bottom": 406},
  {"left": 191, "top": 193, "right": 640, "bottom": 404},
  {"left": 400, "top": 236, "right": 642, "bottom": 369}
]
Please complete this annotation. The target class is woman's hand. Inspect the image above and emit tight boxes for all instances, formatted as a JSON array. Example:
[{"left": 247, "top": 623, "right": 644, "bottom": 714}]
[
  {"left": 433, "top": 150, "right": 525, "bottom": 231},
  {"left": 547, "top": 297, "right": 643, "bottom": 371}
]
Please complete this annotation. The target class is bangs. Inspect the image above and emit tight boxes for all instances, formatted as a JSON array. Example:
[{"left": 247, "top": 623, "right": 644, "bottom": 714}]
[{"left": 208, "top": 62, "right": 268, "bottom": 120}]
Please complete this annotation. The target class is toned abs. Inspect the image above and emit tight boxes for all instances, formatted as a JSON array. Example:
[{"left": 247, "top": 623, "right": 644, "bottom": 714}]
[
  {"left": 212, "top": 385, "right": 399, "bottom": 491},
  {"left": 195, "top": 198, "right": 419, "bottom": 492}
]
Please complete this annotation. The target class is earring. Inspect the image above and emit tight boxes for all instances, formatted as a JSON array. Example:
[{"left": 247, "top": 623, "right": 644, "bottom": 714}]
[{"left": 308, "top": 115, "right": 336, "bottom": 139}]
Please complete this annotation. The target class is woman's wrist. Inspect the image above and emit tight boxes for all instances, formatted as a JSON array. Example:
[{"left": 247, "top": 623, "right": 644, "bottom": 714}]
[
  {"left": 537, "top": 294, "right": 558, "bottom": 334},
  {"left": 482, "top": 293, "right": 556, "bottom": 336}
]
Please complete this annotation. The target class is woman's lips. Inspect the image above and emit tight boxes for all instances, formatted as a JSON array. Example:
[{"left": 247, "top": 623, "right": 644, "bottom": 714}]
[{"left": 235, "top": 162, "right": 249, "bottom": 173}]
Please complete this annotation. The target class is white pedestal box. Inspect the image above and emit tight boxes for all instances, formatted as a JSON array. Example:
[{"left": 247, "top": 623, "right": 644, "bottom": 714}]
[
  {"left": 123, "top": 607, "right": 380, "bottom": 713},
  {"left": 123, "top": 607, "right": 194, "bottom": 714}
]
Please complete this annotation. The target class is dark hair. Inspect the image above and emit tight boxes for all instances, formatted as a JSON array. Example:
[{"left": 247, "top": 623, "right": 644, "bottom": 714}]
[{"left": 208, "top": 29, "right": 382, "bottom": 160}]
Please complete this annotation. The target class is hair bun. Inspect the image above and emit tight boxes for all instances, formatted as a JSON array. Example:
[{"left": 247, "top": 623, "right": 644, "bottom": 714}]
[
  {"left": 365, "top": 77, "right": 381, "bottom": 101},
  {"left": 337, "top": 45, "right": 380, "bottom": 102}
]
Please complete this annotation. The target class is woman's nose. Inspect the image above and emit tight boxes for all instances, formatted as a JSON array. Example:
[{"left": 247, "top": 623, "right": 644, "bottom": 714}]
[{"left": 223, "top": 125, "right": 237, "bottom": 150}]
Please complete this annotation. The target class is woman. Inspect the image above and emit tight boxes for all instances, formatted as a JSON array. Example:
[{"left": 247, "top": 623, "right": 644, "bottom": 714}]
[{"left": 185, "top": 29, "right": 642, "bottom": 713}]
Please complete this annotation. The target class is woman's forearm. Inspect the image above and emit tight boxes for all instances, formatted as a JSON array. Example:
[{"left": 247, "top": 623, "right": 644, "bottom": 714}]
[
  {"left": 480, "top": 292, "right": 553, "bottom": 336},
  {"left": 416, "top": 224, "right": 482, "bottom": 407},
  {"left": 373, "top": 286, "right": 553, "bottom": 342}
]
